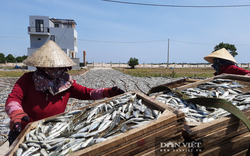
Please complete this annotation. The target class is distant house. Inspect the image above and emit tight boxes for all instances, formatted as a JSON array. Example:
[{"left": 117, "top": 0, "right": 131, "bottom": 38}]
[{"left": 27, "top": 15, "right": 79, "bottom": 70}]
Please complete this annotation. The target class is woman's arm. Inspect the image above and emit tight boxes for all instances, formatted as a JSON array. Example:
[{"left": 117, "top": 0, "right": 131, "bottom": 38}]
[
  {"left": 69, "top": 81, "right": 125, "bottom": 100},
  {"left": 5, "top": 73, "right": 31, "bottom": 115},
  {"left": 68, "top": 81, "right": 95, "bottom": 100}
]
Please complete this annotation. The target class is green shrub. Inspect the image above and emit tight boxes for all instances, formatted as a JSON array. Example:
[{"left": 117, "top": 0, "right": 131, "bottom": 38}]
[
  {"left": 127, "top": 57, "right": 139, "bottom": 69},
  {"left": 169, "top": 71, "right": 176, "bottom": 78}
]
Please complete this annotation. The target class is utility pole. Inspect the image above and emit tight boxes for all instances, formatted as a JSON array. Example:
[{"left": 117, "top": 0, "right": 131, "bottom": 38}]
[{"left": 167, "top": 39, "right": 169, "bottom": 68}]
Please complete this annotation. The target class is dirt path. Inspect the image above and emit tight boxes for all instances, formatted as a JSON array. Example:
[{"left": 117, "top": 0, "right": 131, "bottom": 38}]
[{"left": 90, "top": 67, "right": 112, "bottom": 70}]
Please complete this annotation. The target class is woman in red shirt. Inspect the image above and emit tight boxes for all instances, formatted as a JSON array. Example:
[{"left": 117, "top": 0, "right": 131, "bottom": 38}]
[
  {"left": 204, "top": 48, "right": 250, "bottom": 76},
  {"left": 5, "top": 40, "right": 124, "bottom": 146}
]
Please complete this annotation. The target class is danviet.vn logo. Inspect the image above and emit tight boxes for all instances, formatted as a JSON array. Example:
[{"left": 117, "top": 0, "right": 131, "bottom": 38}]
[{"left": 159, "top": 141, "right": 202, "bottom": 153}]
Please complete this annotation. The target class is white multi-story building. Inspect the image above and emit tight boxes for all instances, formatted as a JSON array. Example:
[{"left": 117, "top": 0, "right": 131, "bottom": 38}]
[{"left": 27, "top": 15, "right": 79, "bottom": 70}]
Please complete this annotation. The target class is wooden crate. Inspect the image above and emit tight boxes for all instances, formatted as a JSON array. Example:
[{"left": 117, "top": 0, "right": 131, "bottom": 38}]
[
  {"left": 133, "top": 131, "right": 187, "bottom": 156},
  {"left": 129, "top": 78, "right": 220, "bottom": 156},
  {"left": 177, "top": 74, "right": 250, "bottom": 93},
  {"left": 178, "top": 74, "right": 250, "bottom": 155},
  {"left": 6, "top": 91, "right": 185, "bottom": 156},
  {"left": 198, "top": 132, "right": 250, "bottom": 156},
  {"left": 161, "top": 78, "right": 200, "bottom": 89}
]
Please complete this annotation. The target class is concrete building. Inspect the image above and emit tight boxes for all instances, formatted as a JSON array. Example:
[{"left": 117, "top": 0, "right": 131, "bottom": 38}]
[{"left": 27, "top": 15, "right": 79, "bottom": 70}]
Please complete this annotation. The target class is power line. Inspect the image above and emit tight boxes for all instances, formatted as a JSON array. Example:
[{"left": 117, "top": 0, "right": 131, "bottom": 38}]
[
  {"left": 103, "top": 0, "right": 250, "bottom": 8},
  {"left": 171, "top": 40, "right": 250, "bottom": 46},
  {"left": 77, "top": 38, "right": 169, "bottom": 43},
  {"left": 1, "top": 36, "right": 250, "bottom": 45},
  {"left": 0, "top": 36, "right": 28, "bottom": 38},
  {"left": 170, "top": 39, "right": 214, "bottom": 45},
  {"left": 78, "top": 38, "right": 250, "bottom": 46},
  {"left": 0, "top": 36, "right": 169, "bottom": 43}
]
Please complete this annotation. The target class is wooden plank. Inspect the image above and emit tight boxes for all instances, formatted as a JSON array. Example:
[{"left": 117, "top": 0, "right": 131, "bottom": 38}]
[
  {"left": 153, "top": 141, "right": 189, "bottom": 156},
  {"left": 116, "top": 124, "right": 183, "bottom": 156},
  {"left": 187, "top": 78, "right": 202, "bottom": 82},
  {"left": 183, "top": 107, "right": 250, "bottom": 139},
  {"left": 155, "top": 134, "right": 186, "bottom": 156},
  {"left": 177, "top": 77, "right": 215, "bottom": 91},
  {"left": 232, "top": 149, "right": 248, "bottom": 156},
  {"left": 185, "top": 122, "right": 205, "bottom": 127},
  {"left": 6, "top": 121, "right": 39, "bottom": 156},
  {"left": 102, "top": 124, "right": 178, "bottom": 156},
  {"left": 198, "top": 132, "right": 250, "bottom": 156},
  {"left": 162, "top": 78, "right": 200, "bottom": 89},
  {"left": 229, "top": 143, "right": 250, "bottom": 156},
  {"left": 134, "top": 91, "right": 170, "bottom": 111},
  {"left": 196, "top": 117, "right": 250, "bottom": 147},
  {"left": 133, "top": 133, "right": 184, "bottom": 156},
  {"left": 218, "top": 73, "right": 250, "bottom": 81},
  {"left": 133, "top": 134, "right": 183, "bottom": 156},
  {"left": 199, "top": 140, "right": 250, "bottom": 156},
  {"left": 134, "top": 91, "right": 185, "bottom": 119},
  {"left": 199, "top": 127, "right": 249, "bottom": 151},
  {"left": 163, "top": 148, "right": 189, "bottom": 156},
  {"left": 107, "top": 125, "right": 181, "bottom": 156}
]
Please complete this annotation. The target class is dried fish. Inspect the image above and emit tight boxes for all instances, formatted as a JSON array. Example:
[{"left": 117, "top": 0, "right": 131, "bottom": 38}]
[
  {"left": 152, "top": 78, "right": 250, "bottom": 123},
  {"left": 14, "top": 148, "right": 23, "bottom": 156},
  {"left": 13, "top": 93, "right": 161, "bottom": 156}
]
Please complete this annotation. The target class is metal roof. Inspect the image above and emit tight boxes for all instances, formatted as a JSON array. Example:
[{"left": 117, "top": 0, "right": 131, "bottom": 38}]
[{"left": 50, "top": 18, "right": 77, "bottom": 25}]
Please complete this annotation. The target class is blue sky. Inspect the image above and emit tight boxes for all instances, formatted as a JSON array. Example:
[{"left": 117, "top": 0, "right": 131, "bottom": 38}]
[{"left": 1, "top": 0, "right": 250, "bottom": 64}]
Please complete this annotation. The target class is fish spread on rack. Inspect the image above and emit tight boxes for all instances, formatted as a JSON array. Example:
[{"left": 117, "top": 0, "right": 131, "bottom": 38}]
[
  {"left": 151, "top": 79, "right": 250, "bottom": 123},
  {"left": 14, "top": 93, "right": 162, "bottom": 156}
]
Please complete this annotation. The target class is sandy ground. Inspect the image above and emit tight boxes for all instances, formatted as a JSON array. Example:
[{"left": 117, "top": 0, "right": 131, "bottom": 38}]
[{"left": 89, "top": 67, "right": 112, "bottom": 70}]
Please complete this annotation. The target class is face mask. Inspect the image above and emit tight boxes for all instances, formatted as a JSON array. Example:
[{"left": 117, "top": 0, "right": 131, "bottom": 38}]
[{"left": 44, "top": 68, "right": 65, "bottom": 80}]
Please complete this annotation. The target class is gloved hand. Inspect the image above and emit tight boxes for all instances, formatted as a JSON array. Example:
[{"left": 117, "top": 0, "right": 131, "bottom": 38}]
[
  {"left": 103, "top": 86, "right": 125, "bottom": 98},
  {"left": 8, "top": 110, "right": 29, "bottom": 146}
]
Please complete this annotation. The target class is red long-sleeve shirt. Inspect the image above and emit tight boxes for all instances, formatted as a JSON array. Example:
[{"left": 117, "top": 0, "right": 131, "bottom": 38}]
[
  {"left": 5, "top": 72, "right": 98, "bottom": 129},
  {"left": 215, "top": 65, "right": 250, "bottom": 76}
]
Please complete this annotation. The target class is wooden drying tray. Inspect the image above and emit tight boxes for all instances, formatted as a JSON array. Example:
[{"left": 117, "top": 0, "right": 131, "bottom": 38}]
[
  {"left": 70, "top": 91, "right": 182, "bottom": 156},
  {"left": 6, "top": 91, "right": 182, "bottom": 156},
  {"left": 182, "top": 114, "right": 250, "bottom": 155},
  {"left": 179, "top": 74, "right": 250, "bottom": 139},
  {"left": 177, "top": 74, "right": 250, "bottom": 92}
]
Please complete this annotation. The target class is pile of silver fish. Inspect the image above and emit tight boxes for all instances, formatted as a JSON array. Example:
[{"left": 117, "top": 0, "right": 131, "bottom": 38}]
[
  {"left": 152, "top": 78, "right": 250, "bottom": 123},
  {"left": 14, "top": 93, "right": 162, "bottom": 156}
]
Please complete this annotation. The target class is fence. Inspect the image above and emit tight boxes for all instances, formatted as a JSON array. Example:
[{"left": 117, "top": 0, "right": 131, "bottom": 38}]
[
  {"left": 1, "top": 62, "right": 250, "bottom": 69},
  {"left": 86, "top": 62, "right": 250, "bottom": 69}
]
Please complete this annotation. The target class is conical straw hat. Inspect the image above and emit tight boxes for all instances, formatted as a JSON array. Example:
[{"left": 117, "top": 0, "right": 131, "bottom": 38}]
[
  {"left": 204, "top": 48, "right": 237, "bottom": 64},
  {"left": 23, "top": 40, "right": 77, "bottom": 67}
]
